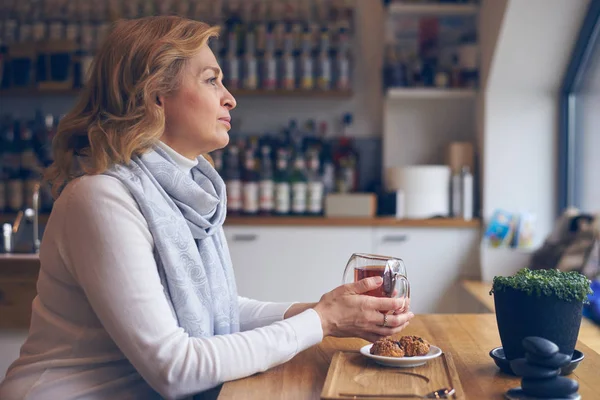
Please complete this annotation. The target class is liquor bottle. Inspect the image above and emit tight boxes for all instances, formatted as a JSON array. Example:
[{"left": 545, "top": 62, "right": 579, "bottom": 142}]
[
  {"left": 281, "top": 28, "right": 295, "bottom": 90},
  {"left": 224, "top": 26, "right": 240, "bottom": 90},
  {"left": 255, "top": 1, "right": 268, "bottom": 57},
  {"left": 79, "top": 1, "right": 95, "bottom": 84},
  {"left": 262, "top": 29, "right": 278, "bottom": 90},
  {"left": 318, "top": 121, "right": 336, "bottom": 195},
  {"left": 20, "top": 120, "right": 42, "bottom": 209},
  {"left": 95, "top": 1, "right": 112, "bottom": 49},
  {"left": 334, "top": 26, "right": 351, "bottom": 91},
  {"left": 242, "top": 146, "right": 260, "bottom": 215},
  {"left": 176, "top": 0, "right": 190, "bottom": 18},
  {"left": 461, "top": 166, "right": 473, "bottom": 221},
  {"left": 290, "top": 152, "right": 308, "bottom": 215},
  {"left": 124, "top": 0, "right": 140, "bottom": 19},
  {"left": 211, "top": 149, "right": 224, "bottom": 176},
  {"left": 1, "top": 5, "right": 17, "bottom": 89},
  {"left": 225, "top": 145, "right": 242, "bottom": 215},
  {"left": 274, "top": 148, "right": 291, "bottom": 215},
  {"left": 259, "top": 144, "right": 274, "bottom": 215},
  {"left": 299, "top": 27, "right": 314, "bottom": 90},
  {"left": 243, "top": 23, "right": 258, "bottom": 90},
  {"left": 270, "top": 1, "right": 285, "bottom": 55},
  {"left": 157, "top": 0, "right": 173, "bottom": 16},
  {"left": 306, "top": 149, "right": 324, "bottom": 215},
  {"left": 5, "top": 120, "right": 24, "bottom": 212},
  {"left": 17, "top": 3, "right": 32, "bottom": 44},
  {"left": 334, "top": 113, "right": 358, "bottom": 193},
  {"left": 0, "top": 117, "right": 8, "bottom": 212},
  {"left": 317, "top": 27, "right": 332, "bottom": 90}
]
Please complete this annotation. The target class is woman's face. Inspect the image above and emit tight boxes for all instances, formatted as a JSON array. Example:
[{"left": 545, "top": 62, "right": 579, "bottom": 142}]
[{"left": 160, "top": 45, "right": 236, "bottom": 159}]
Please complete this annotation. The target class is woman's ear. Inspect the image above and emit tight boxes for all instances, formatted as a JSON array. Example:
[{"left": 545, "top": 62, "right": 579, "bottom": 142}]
[{"left": 156, "top": 95, "right": 164, "bottom": 107}]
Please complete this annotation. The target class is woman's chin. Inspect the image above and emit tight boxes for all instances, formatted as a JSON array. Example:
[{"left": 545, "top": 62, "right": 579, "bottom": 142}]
[{"left": 213, "top": 130, "right": 230, "bottom": 150}]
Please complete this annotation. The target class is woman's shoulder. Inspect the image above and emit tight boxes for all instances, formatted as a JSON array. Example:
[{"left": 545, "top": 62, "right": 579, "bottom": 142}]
[
  {"left": 63, "top": 174, "right": 133, "bottom": 201},
  {"left": 55, "top": 174, "right": 141, "bottom": 218}
]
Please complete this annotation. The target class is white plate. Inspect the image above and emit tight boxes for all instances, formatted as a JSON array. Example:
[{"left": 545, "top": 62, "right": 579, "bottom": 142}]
[{"left": 360, "top": 344, "right": 443, "bottom": 368}]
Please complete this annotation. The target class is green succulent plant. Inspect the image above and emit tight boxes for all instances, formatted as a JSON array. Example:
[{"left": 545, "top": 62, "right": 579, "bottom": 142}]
[{"left": 490, "top": 268, "right": 593, "bottom": 304}]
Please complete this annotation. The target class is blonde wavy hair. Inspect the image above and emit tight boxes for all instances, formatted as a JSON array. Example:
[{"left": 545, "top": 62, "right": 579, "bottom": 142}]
[{"left": 45, "top": 16, "right": 219, "bottom": 197}]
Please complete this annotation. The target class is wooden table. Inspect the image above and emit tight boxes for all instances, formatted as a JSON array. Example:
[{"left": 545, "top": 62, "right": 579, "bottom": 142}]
[
  {"left": 218, "top": 314, "right": 600, "bottom": 400},
  {"left": 462, "top": 280, "right": 600, "bottom": 354}
]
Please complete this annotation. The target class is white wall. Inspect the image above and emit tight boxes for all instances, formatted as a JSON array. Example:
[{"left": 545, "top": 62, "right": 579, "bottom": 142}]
[
  {"left": 480, "top": 0, "right": 589, "bottom": 245},
  {"left": 577, "top": 32, "right": 600, "bottom": 213},
  {"left": 579, "top": 95, "right": 600, "bottom": 213}
]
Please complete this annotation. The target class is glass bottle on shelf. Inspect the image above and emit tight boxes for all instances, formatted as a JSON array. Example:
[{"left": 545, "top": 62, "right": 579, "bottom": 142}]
[
  {"left": 79, "top": 1, "right": 95, "bottom": 86},
  {"left": 306, "top": 149, "right": 324, "bottom": 215},
  {"left": 5, "top": 120, "right": 24, "bottom": 212},
  {"left": 290, "top": 152, "right": 308, "bottom": 215},
  {"left": 124, "top": 0, "right": 140, "bottom": 19},
  {"left": 225, "top": 144, "right": 242, "bottom": 215},
  {"left": 334, "top": 26, "right": 351, "bottom": 91},
  {"left": 334, "top": 113, "right": 358, "bottom": 193},
  {"left": 242, "top": 142, "right": 260, "bottom": 215},
  {"left": 255, "top": 0, "right": 268, "bottom": 59},
  {"left": 299, "top": 27, "right": 314, "bottom": 90},
  {"left": 317, "top": 27, "right": 332, "bottom": 90},
  {"left": 224, "top": 23, "right": 240, "bottom": 90},
  {"left": 1, "top": 4, "right": 18, "bottom": 88},
  {"left": 17, "top": 3, "right": 32, "bottom": 44},
  {"left": 261, "top": 29, "right": 277, "bottom": 90},
  {"left": 243, "top": 22, "right": 258, "bottom": 90},
  {"left": 280, "top": 28, "right": 296, "bottom": 91},
  {"left": 318, "top": 121, "right": 336, "bottom": 196},
  {"left": 274, "top": 148, "right": 290, "bottom": 215},
  {"left": 0, "top": 116, "right": 8, "bottom": 212},
  {"left": 259, "top": 144, "right": 274, "bottom": 215},
  {"left": 20, "top": 120, "right": 42, "bottom": 209}
]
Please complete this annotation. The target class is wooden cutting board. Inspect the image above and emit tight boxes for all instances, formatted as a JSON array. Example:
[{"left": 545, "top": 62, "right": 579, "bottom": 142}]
[{"left": 321, "top": 351, "right": 464, "bottom": 399}]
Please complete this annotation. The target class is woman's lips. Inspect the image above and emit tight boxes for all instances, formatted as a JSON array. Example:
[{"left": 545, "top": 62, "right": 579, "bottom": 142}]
[{"left": 218, "top": 118, "right": 231, "bottom": 129}]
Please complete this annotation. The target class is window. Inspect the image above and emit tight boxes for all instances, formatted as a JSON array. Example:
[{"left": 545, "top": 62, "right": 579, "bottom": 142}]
[{"left": 560, "top": 0, "right": 600, "bottom": 213}]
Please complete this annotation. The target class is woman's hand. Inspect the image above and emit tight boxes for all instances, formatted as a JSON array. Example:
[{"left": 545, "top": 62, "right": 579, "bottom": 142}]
[{"left": 313, "top": 276, "right": 414, "bottom": 343}]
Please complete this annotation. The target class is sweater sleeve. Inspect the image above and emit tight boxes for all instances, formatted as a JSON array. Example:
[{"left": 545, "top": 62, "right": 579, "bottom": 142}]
[
  {"left": 61, "top": 176, "right": 323, "bottom": 400},
  {"left": 238, "top": 297, "right": 296, "bottom": 331}
]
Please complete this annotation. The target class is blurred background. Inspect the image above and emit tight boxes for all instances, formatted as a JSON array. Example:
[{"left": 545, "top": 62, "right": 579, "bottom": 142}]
[{"left": 1, "top": 0, "right": 599, "bottom": 377}]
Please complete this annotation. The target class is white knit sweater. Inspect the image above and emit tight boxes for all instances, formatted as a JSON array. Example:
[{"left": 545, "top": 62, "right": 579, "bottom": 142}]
[{"left": 0, "top": 142, "right": 323, "bottom": 400}]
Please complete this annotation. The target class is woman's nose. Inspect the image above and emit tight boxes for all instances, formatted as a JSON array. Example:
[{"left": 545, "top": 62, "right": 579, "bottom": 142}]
[{"left": 222, "top": 89, "right": 237, "bottom": 110}]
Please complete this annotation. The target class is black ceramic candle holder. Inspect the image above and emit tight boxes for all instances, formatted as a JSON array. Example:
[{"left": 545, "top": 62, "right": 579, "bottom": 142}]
[{"left": 505, "top": 337, "right": 580, "bottom": 400}]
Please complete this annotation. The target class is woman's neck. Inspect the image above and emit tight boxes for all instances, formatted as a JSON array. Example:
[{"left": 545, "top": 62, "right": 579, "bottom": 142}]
[{"left": 156, "top": 140, "right": 198, "bottom": 174}]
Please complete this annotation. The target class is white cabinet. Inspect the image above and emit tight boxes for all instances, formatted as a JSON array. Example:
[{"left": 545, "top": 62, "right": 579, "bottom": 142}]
[
  {"left": 225, "top": 225, "right": 481, "bottom": 313},
  {"left": 373, "top": 227, "right": 480, "bottom": 313},
  {"left": 224, "top": 226, "right": 373, "bottom": 303}
]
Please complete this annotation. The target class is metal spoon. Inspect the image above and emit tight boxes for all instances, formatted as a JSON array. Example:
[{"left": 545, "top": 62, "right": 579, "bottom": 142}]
[{"left": 339, "top": 387, "right": 455, "bottom": 398}]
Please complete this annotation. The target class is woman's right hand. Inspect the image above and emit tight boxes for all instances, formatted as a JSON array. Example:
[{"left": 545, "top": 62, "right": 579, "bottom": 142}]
[{"left": 313, "top": 276, "right": 414, "bottom": 343}]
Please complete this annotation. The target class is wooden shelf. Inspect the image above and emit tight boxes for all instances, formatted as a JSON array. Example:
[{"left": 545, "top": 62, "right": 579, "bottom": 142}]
[
  {"left": 225, "top": 216, "right": 480, "bottom": 228},
  {"left": 1, "top": 213, "right": 479, "bottom": 228},
  {"left": 0, "top": 87, "right": 80, "bottom": 97},
  {"left": 0, "top": 88, "right": 353, "bottom": 99},
  {"left": 386, "top": 87, "right": 477, "bottom": 100},
  {"left": 1, "top": 213, "right": 50, "bottom": 225},
  {"left": 388, "top": 2, "right": 479, "bottom": 16},
  {"left": 231, "top": 89, "right": 353, "bottom": 98}
]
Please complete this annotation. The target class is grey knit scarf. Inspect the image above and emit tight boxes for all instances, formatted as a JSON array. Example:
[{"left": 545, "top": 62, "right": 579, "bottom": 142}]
[{"left": 104, "top": 146, "right": 240, "bottom": 337}]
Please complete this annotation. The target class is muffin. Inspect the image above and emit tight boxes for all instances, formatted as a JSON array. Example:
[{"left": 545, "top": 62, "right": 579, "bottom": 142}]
[
  {"left": 370, "top": 338, "right": 405, "bottom": 357},
  {"left": 397, "top": 335, "right": 430, "bottom": 357}
]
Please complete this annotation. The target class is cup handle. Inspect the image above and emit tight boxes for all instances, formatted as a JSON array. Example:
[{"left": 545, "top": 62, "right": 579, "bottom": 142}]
[{"left": 395, "top": 274, "right": 411, "bottom": 313}]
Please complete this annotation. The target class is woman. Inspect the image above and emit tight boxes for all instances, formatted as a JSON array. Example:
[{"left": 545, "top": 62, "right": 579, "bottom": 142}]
[{"left": 0, "top": 16, "right": 413, "bottom": 400}]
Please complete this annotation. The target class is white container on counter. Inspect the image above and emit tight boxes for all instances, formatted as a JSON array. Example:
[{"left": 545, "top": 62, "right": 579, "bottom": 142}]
[{"left": 386, "top": 165, "right": 451, "bottom": 219}]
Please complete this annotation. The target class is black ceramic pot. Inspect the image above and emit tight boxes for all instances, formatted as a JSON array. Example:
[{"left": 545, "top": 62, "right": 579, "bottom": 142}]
[{"left": 494, "top": 287, "right": 583, "bottom": 361}]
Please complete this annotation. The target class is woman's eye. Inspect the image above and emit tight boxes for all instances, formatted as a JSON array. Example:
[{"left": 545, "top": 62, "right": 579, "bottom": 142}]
[{"left": 207, "top": 77, "right": 218, "bottom": 86}]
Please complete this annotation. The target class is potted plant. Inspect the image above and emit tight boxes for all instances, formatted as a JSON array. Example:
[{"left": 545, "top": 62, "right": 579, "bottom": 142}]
[{"left": 490, "top": 268, "right": 593, "bottom": 361}]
